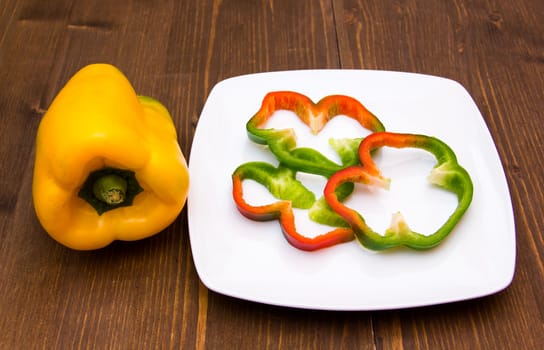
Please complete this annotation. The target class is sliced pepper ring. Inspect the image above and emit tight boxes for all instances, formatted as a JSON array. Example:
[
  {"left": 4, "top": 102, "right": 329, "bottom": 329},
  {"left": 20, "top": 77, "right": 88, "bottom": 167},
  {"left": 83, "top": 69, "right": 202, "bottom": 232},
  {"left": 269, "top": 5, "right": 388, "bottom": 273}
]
[
  {"left": 246, "top": 91, "right": 386, "bottom": 177},
  {"left": 232, "top": 161, "right": 354, "bottom": 251},
  {"left": 324, "top": 132, "right": 474, "bottom": 251}
]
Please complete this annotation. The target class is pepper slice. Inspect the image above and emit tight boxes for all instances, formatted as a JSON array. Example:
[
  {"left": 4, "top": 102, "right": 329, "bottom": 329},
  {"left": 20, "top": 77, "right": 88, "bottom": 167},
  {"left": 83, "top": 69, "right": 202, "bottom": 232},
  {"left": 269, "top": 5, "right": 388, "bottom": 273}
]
[
  {"left": 32, "top": 64, "right": 190, "bottom": 250},
  {"left": 231, "top": 136, "right": 364, "bottom": 249},
  {"left": 324, "top": 132, "right": 473, "bottom": 251},
  {"left": 232, "top": 161, "right": 354, "bottom": 251},
  {"left": 246, "top": 91, "right": 385, "bottom": 177}
]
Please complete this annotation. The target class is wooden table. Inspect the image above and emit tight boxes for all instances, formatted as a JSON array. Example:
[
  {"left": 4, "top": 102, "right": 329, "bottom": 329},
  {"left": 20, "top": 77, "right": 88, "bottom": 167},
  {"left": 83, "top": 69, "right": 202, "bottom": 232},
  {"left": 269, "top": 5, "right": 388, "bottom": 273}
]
[{"left": 1, "top": 0, "right": 542, "bottom": 348}]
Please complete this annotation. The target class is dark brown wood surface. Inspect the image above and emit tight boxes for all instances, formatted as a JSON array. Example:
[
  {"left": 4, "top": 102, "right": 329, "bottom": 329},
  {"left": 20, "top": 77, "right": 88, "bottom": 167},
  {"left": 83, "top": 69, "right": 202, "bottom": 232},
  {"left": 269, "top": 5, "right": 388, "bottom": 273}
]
[{"left": 1, "top": 0, "right": 542, "bottom": 349}]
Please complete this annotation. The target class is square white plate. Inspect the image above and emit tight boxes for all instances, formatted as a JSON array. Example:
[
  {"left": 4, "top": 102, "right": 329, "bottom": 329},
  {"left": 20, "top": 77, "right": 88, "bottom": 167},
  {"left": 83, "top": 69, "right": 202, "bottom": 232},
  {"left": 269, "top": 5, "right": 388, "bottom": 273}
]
[{"left": 187, "top": 70, "right": 516, "bottom": 310}]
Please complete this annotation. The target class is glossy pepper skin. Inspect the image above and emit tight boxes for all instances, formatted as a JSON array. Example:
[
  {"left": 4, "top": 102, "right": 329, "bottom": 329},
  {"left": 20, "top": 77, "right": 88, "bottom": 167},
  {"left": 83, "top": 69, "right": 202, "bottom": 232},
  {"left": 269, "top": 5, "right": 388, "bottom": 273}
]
[
  {"left": 232, "top": 92, "right": 386, "bottom": 250},
  {"left": 32, "top": 64, "right": 189, "bottom": 250},
  {"left": 324, "top": 132, "right": 473, "bottom": 251},
  {"left": 232, "top": 136, "right": 367, "bottom": 249},
  {"left": 232, "top": 162, "right": 354, "bottom": 251},
  {"left": 246, "top": 91, "right": 385, "bottom": 177}
]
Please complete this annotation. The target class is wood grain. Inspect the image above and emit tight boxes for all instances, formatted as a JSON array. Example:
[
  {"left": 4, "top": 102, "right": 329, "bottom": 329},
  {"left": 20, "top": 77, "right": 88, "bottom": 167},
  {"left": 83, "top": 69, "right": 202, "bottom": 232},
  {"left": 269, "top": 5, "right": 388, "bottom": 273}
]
[{"left": 0, "top": 0, "right": 542, "bottom": 349}]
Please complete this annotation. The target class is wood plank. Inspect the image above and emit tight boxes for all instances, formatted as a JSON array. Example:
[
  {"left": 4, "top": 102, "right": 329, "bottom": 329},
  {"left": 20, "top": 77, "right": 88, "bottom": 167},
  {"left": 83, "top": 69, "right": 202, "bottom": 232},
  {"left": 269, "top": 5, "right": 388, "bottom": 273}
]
[{"left": 0, "top": 0, "right": 75, "bottom": 346}]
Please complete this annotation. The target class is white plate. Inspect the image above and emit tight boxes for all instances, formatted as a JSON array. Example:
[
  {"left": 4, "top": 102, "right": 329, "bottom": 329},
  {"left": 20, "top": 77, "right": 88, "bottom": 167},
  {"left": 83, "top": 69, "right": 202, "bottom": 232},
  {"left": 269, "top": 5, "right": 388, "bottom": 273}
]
[{"left": 187, "top": 70, "right": 516, "bottom": 310}]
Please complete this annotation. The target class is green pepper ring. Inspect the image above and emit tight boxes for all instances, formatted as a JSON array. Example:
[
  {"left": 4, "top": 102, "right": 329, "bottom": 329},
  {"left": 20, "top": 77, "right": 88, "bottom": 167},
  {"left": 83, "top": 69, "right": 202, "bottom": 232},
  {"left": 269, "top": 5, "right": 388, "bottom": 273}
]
[
  {"left": 246, "top": 91, "right": 386, "bottom": 178},
  {"left": 324, "top": 132, "right": 474, "bottom": 251},
  {"left": 232, "top": 161, "right": 355, "bottom": 251}
]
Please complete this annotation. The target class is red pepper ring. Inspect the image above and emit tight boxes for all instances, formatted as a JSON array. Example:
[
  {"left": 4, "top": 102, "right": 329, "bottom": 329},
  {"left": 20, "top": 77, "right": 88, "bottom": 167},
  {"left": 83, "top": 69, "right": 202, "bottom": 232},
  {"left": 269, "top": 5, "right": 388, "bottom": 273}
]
[
  {"left": 324, "top": 132, "right": 474, "bottom": 251},
  {"left": 232, "top": 162, "right": 354, "bottom": 251},
  {"left": 246, "top": 91, "right": 386, "bottom": 177}
]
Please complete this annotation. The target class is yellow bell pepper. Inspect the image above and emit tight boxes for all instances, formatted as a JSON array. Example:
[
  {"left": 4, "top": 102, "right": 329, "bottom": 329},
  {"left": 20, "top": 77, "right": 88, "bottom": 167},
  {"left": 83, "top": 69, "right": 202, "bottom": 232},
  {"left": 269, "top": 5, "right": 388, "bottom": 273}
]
[{"left": 32, "top": 63, "right": 189, "bottom": 250}]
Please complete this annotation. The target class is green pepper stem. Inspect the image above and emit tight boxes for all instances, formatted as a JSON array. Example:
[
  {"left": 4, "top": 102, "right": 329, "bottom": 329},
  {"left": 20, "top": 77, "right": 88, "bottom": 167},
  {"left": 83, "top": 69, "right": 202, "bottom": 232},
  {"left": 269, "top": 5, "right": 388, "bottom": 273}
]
[
  {"left": 78, "top": 167, "right": 143, "bottom": 215},
  {"left": 92, "top": 174, "right": 128, "bottom": 205}
]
